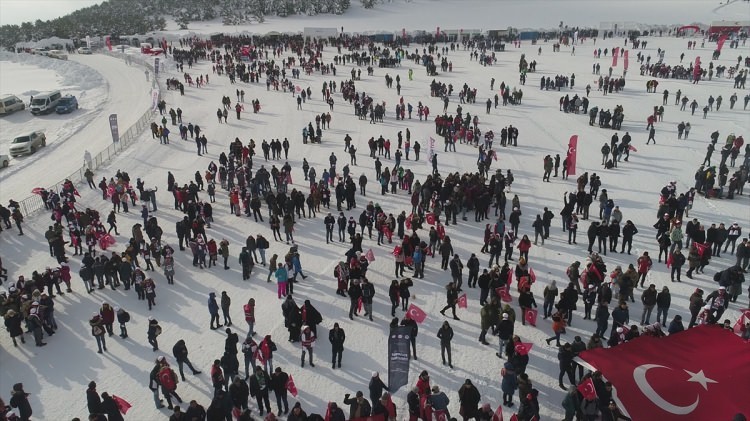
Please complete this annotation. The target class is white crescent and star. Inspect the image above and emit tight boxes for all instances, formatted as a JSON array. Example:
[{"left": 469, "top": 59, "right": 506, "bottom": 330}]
[{"left": 633, "top": 364, "right": 716, "bottom": 415}]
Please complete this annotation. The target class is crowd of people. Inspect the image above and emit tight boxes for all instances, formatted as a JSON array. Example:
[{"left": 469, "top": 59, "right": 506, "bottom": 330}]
[{"left": 2, "top": 27, "right": 749, "bottom": 421}]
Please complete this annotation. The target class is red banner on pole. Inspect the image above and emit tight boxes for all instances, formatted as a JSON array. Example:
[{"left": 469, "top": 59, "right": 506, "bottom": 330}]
[
  {"left": 612, "top": 47, "right": 619, "bottom": 67},
  {"left": 567, "top": 135, "right": 578, "bottom": 176},
  {"left": 624, "top": 50, "right": 629, "bottom": 70}
]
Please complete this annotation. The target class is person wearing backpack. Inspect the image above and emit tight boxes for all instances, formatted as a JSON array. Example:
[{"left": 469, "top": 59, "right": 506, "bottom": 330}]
[
  {"left": 90, "top": 313, "right": 107, "bottom": 354},
  {"left": 148, "top": 317, "right": 162, "bottom": 351},
  {"left": 116, "top": 306, "right": 130, "bottom": 338},
  {"left": 158, "top": 360, "right": 183, "bottom": 410}
]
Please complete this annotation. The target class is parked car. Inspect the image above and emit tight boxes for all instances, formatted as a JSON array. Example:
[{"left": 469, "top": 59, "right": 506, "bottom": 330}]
[
  {"left": 9, "top": 131, "right": 46, "bottom": 157},
  {"left": 30, "top": 90, "right": 62, "bottom": 115},
  {"left": 0, "top": 154, "right": 9, "bottom": 168},
  {"left": 56, "top": 95, "right": 78, "bottom": 114},
  {"left": 0, "top": 95, "right": 25, "bottom": 116},
  {"left": 77, "top": 47, "right": 92, "bottom": 54},
  {"left": 47, "top": 50, "right": 68, "bottom": 60}
]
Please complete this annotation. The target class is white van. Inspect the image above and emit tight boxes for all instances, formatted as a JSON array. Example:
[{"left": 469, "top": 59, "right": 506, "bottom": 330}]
[
  {"left": 30, "top": 90, "right": 62, "bottom": 115},
  {"left": 0, "top": 95, "right": 25, "bottom": 115}
]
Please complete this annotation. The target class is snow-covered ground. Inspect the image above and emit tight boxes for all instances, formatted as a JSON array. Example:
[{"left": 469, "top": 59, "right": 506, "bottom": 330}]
[
  {"left": 0, "top": 52, "right": 152, "bottom": 204},
  {"left": 1, "top": 2, "right": 749, "bottom": 420}
]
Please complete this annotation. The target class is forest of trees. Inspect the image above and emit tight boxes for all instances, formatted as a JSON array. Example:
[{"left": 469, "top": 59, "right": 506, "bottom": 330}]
[{"left": 0, "top": 0, "right": 365, "bottom": 49}]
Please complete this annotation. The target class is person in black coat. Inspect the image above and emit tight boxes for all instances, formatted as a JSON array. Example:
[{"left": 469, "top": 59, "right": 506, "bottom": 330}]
[
  {"left": 437, "top": 321, "right": 454, "bottom": 368},
  {"left": 9, "top": 383, "right": 32, "bottom": 421},
  {"left": 86, "top": 381, "right": 102, "bottom": 415},
  {"left": 458, "top": 379, "right": 481, "bottom": 421},
  {"left": 343, "top": 391, "right": 371, "bottom": 419},
  {"left": 329, "top": 323, "right": 346, "bottom": 369},
  {"left": 228, "top": 376, "right": 250, "bottom": 412},
  {"left": 368, "top": 372, "right": 389, "bottom": 405},
  {"left": 185, "top": 400, "right": 207, "bottom": 421},
  {"left": 301, "top": 300, "right": 323, "bottom": 336},
  {"left": 270, "top": 367, "right": 290, "bottom": 415},
  {"left": 100, "top": 392, "right": 124, "bottom": 421},
  {"left": 248, "top": 366, "right": 272, "bottom": 415}
]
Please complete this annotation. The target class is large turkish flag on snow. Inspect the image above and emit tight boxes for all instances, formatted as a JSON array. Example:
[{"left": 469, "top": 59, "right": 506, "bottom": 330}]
[{"left": 579, "top": 325, "right": 750, "bottom": 420}]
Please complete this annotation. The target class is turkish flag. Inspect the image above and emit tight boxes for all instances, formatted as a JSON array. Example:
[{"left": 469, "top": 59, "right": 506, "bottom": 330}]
[
  {"left": 286, "top": 375, "right": 298, "bottom": 397},
  {"left": 112, "top": 395, "right": 131, "bottom": 414},
  {"left": 406, "top": 304, "right": 427, "bottom": 324},
  {"left": 733, "top": 309, "right": 750, "bottom": 335},
  {"left": 392, "top": 246, "right": 401, "bottom": 256},
  {"left": 365, "top": 248, "right": 375, "bottom": 262},
  {"left": 492, "top": 404, "right": 503, "bottom": 421},
  {"left": 514, "top": 342, "right": 533, "bottom": 356},
  {"left": 612, "top": 47, "right": 619, "bottom": 67},
  {"left": 405, "top": 215, "right": 412, "bottom": 230},
  {"left": 567, "top": 135, "right": 578, "bottom": 176},
  {"left": 426, "top": 213, "right": 436, "bottom": 225},
  {"left": 629, "top": 144, "right": 638, "bottom": 152},
  {"left": 579, "top": 326, "right": 750, "bottom": 420},
  {"left": 498, "top": 286, "right": 512, "bottom": 303},
  {"left": 457, "top": 293, "right": 468, "bottom": 309},
  {"left": 577, "top": 377, "right": 598, "bottom": 400},
  {"left": 624, "top": 49, "right": 629, "bottom": 70},
  {"left": 524, "top": 308, "right": 538, "bottom": 326},
  {"left": 666, "top": 253, "right": 673, "bottom": 268},
  {"left": 694, "top": 242, "right": 710, "bottom": 258},
  {"left": 509, "top": 414, "right": 519, "bottom": 421},
  {"left": 529, "top": 267, "right": 536, "bottom": 282},
  {"left": 506, "top": 270, "right": 513, "bottom": 287},
  {"left": 357, "top": 296, "right": 363, "bottom": 312}
]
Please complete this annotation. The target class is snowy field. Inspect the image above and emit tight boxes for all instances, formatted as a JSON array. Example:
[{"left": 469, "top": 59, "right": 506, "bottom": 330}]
[{"left": 1, "top": 1, "right": 749, "bottom": 420}]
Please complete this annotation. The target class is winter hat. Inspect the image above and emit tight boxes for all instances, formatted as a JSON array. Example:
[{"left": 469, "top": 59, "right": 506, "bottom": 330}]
[
  {"left": 355, "top": 391, "right": 364, "bottom": 397},
  {"left": 88, "top": 381, "right": 96, "bottom": 389},
  {"left": 148, "top": 316, "right": 154, "bottom": 321},
  {"left": 226, "top": 328, "right": 232, "bottom": 334},
  {"left": 719, "top": 286, "right": 726, "bottom": 290},
  {"left": 114, "top": 307, "right": 120, "bottom": 312},
  {"left": 372, "top": 372, "right": 379, "bottom": 377},
  {"left": 616, "top": 327, "right": 624, "bottom": 333},
  {"left": 502, "top": 313, "right": 509, "bottom": 320},
  {"left": 431, "top": 386, "right": 440, "bottom": 393}
]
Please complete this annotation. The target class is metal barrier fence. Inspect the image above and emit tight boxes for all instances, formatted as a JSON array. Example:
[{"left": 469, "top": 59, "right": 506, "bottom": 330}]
[{"left": 16, "top": 52, "right": 161, "bottom": 217}]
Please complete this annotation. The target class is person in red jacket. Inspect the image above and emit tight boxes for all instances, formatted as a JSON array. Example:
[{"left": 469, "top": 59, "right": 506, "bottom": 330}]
[
  {"left": 207, "top": 239, "right": 218, "bottom": 268},
  {"left": 517, "top": 235, "right": 532, "bottom": 263},
  {"left": 99, "top": 302, "right": 115, "bottom": 336},
  {"left": 415, "top": 370, "right": 431, "bottom": 397},
  {"left": 636, "top": 252, "right": 653, "bottom": 288}
]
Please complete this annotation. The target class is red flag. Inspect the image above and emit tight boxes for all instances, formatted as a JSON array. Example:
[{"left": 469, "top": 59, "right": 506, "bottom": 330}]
[
  {"left": 498, "top": 286, "right": 512, "bottom": 303},
  {"left": 624, "top": 49, "right": 629, "bottom": 70},
  {"left": 514, "top": 342, "right": 533, "bottom": 356},
  {"left": 717, "top": 34, "right": 729, "bottom": 52},
  {"left": 509, "top": 414, "right": 519, "bottom": 421},
  {"left": 567, "top": 135, "right": 578, "bottom": 176},
  {"left": 405, "top": 215, "right": 412, "bottom": 230},
  {"left": 392, "top": 246, "right": 402, "bottom": 256},
  {"left": 529, "top": 267, "right": 536, "bottom": 282},
  {"left": 629, "top": 144, "right": 638, "bottom": 152},
  {"left": 111, "top": 395, "right": 132, "bottom": 414},
  {"left": 426, "top": 213, "right": 436, "bottom": 225},
  {"left": 365, "top": 248, "right": 375, "bottom": 262},
  {"left": 694, "top": 242, "right": 709, "bottom": 258},
  {"left": 357, "top": 296, "right": 363, "bottom": 312},
  {"left": 324, "top": 402, "right": 332, "bottom": 421},
  {"left": 73, "top": 188, "right": 81, "bottom": 197},
  {"left": 577, "top": 377, "right": 598, "bottom": 400},
  {"left": 492, "top": 404, "right": 504, "bottom": 421},
  {"left": 612, "top": 47, "right": 619, "bottom": 67},
  {"left": 286, "top": 375, "right": 298, "bottom": 397},
  {"left": 457, "top": 294, "right": 467, "bottom": 309},
  {"left": 694, "top": 56, "right": 702, "bottom": 80},
  {"left": 733, "top": 309, "right": 750, "bottom": 335},
  {"left": 31, "top": 187, "right": 45, "bottom": 195},
  {"left": 406, "top": 303, "right": 427, "bottom": 324},
  {"left": 579, "top": 326, "right": 750, "bottom": 420},
  {"left": 524, "top": 308, "right": 538, "bottom": 327},
  {"left": 506, "top": 269, "right": 513, "bottom": 287},
  {"left": 106, "top": 36, "right": 112, "bottom": 51},
  {"left": 666, "top": 253, "right": 673, "bottom": 268},
  {"left": 254, "top": 348, "right": 266, "bottom": 366}
]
